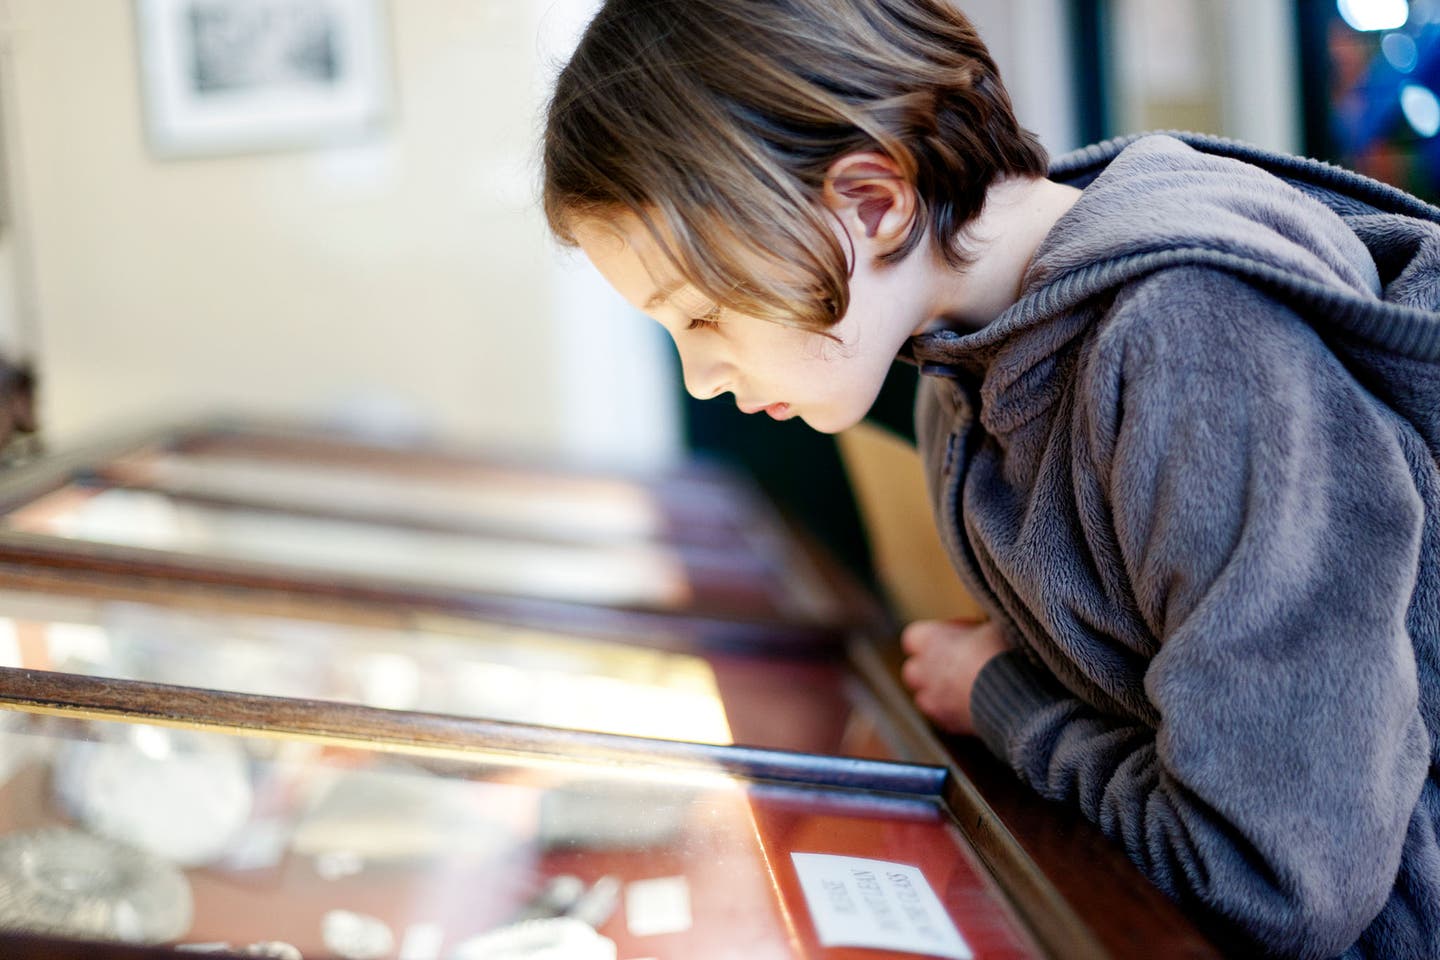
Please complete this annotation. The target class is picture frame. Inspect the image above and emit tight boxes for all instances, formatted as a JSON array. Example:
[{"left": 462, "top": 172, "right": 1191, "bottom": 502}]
[{"left": 133, "top": 0, "right": 391, "bottom": 157}]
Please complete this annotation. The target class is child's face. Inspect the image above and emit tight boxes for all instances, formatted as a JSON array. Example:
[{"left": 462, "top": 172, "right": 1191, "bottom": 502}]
[{"left": 574, "top": 212, "right": 928, "bottom": 434}]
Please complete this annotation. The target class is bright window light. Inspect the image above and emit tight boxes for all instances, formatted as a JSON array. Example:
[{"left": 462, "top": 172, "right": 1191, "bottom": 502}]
[
  {"left": 1338, "top": 0, "right": 1412, "bottom": 31},
  {"left": 1401, "top": 83, "right": 1440, "bottom": 137}
]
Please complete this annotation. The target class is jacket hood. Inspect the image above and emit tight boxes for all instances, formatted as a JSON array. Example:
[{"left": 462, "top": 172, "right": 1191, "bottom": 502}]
[{"left": 906, "top": 132, "right": 1440, "bottom": 370}]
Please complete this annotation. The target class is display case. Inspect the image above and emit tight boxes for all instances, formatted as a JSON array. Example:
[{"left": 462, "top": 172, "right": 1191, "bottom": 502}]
[
  {"left": 130, "top": 425, "right": 778, "bottom": 552},
  {"left": 0, "top": 422, "right": 868, "bottom": 652},
  {"left": 0, "top": 420, "right": 1227, "bottom": 959}
]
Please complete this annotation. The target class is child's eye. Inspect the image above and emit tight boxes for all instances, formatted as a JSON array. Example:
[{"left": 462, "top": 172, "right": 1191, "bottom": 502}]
[{"left": 687, "top": 305, "right": 722, "bottom": 331}]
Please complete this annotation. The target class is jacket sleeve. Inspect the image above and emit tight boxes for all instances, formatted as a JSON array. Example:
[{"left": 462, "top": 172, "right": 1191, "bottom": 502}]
[{"left": 969, "top": 267, "right": 1431, "bottom": 959}]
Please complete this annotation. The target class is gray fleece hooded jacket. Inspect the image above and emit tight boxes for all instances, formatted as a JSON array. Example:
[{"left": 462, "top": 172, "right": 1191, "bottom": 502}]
[{"left": 907, "top": 133, "right": 1440, "bottom": 959}]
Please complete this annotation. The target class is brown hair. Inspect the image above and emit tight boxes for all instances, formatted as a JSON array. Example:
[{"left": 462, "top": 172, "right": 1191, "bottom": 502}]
[{"left": 542, "top": 0, "right": 1048, "bottom": 329}]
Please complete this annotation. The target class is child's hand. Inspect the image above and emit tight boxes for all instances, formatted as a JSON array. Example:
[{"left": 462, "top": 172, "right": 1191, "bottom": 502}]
[{"left": 900, "top": 619, "right": 1009, "bottom": 735}]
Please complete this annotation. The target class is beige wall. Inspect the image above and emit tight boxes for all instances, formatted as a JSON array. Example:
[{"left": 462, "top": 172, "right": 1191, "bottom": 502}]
[{"left": 3, "top": 0, "right": 579, "bottom": 450}]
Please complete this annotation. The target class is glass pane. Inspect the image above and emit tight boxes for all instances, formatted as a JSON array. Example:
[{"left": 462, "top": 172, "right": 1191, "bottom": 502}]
[
  {"left": 95, "top": 448, "right": 839, "bottom": 620},
  {"left": 0, "top": 589, "right": 892, "bottom": 757},
  {"left": 0, "top": 708, "right": 1042, "bottom": 958}
]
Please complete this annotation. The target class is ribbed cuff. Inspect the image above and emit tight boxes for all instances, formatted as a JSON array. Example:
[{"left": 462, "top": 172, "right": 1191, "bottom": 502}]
[{"left": 971, "top": 649, "right": 1068, "bottom": 762}]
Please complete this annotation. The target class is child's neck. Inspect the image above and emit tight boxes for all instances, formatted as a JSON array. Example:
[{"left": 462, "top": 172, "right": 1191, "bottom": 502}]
[{"left": 920, "top": 176, "right": 1082, "bottom": 334}]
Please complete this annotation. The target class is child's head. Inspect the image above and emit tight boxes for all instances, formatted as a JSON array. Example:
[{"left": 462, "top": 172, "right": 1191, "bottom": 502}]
[{"left": 544, "top": 0, "right": 1045, "bottom": 326}]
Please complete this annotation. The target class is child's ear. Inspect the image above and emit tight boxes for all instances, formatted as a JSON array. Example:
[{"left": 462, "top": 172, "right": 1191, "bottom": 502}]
[{"left": 822, "top": 152, "right": 918, "bottom": 254}]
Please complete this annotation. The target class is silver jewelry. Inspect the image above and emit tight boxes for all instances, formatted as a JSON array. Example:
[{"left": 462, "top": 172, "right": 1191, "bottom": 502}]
[
  {"left": 323, "top": 909, "right": 395, "bottom": 960},
  {"left": 512, "top": 875, "right": 585, "bottom": 922},
  {"left": 52, "top": 724, "right": 254, "bottom": 868},
  {"left": 565, "top": 875, "right": 620, "bottom": 930},
  {"left": 0, "top": 827, "right": 193, "bottom": 943}
]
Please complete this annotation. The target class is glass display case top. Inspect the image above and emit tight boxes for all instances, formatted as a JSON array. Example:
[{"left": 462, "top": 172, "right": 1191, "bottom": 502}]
[
  {"left": 0, "top": 707, "right": 1041, "bottom": 959},
  {"left": 0, "top": 588, "right": 897, "bottom": 758}
]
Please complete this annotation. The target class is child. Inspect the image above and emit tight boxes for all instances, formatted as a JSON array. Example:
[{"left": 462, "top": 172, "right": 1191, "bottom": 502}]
[{"left": 541, "top": 1, "right": 1440, "bottom": 956}]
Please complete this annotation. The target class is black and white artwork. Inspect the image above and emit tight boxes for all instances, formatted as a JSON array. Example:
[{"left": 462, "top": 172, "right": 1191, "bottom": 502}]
[{"left": 136, "top": 0, "right": 390, "bottom": 157}]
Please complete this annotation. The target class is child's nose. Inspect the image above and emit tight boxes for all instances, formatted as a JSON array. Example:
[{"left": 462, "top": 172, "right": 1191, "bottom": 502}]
[{"left": 678, "top": 349, "right": 730, "bottom": 402}]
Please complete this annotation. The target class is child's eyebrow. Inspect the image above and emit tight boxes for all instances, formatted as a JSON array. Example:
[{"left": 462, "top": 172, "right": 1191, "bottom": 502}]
[{"left": 643, "top": 281, "right": 684, "bottom": 312}]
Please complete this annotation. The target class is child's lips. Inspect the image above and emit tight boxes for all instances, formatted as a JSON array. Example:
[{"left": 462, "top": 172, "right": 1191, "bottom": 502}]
[
  {"left": 764, "top": 402, "right": 793, "bottom": 420},
  {"left": 737, "top": 400, "right": 792, "bottom": 419}
]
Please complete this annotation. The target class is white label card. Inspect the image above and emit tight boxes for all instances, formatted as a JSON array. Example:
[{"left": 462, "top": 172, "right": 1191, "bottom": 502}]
[
  {"left": 625, "top": 875, "right": 693, "bottom": 937},
  {"left": 790, "top": 853, "right": 973, "bottom": 959}
]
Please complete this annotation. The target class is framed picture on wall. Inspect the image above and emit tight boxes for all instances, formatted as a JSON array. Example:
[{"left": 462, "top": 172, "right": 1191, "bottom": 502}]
[{"left": 134, "top": 0, "right": 391, "bottom": 157}]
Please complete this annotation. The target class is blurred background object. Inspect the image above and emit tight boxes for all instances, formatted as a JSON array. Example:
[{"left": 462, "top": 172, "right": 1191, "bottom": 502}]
[
  {"left": 135, "top": 0, "right": 391, "bottom": 159},
  {"left": 1067, "top": 0, "right": 1300, "bottom": 152},
  {"left": 1074, "top": 0, "right": 1440, "bottom": 204},
  {"left": 0, "top": 355, "right": 34, "bottom": 463},
  {"left": 1299, "top": 0, "right": 1440, "bottom": 201}
]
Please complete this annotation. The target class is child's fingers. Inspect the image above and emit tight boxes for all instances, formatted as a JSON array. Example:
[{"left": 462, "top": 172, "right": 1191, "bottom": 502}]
[
  {"left": 900, "top": 620, "right": 939, "bottom": 654},
  {"left": 901, "top": 617, "right": 988, "bottom": 654},
  {"left": 900, "top": 654, "right": 925, "bottom": 690}
]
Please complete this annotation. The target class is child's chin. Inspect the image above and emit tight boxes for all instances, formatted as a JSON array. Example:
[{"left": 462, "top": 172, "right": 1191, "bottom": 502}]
[{"left": 801, "top": 407, "right": 863, "bottom": 435}]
